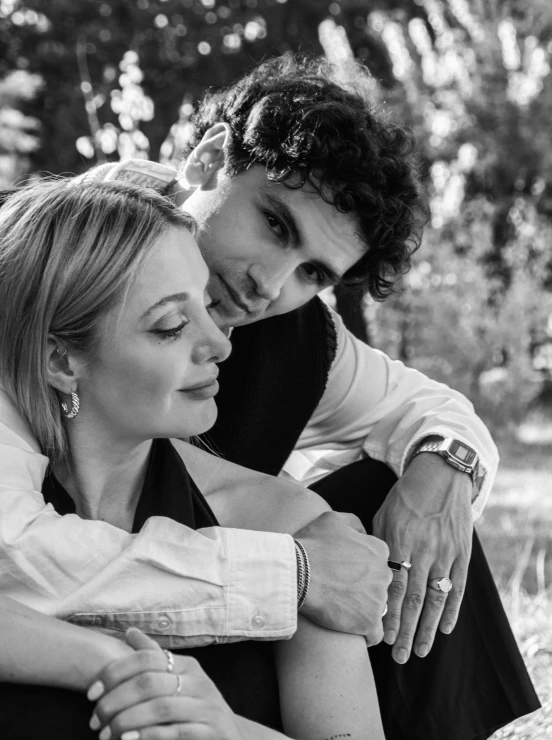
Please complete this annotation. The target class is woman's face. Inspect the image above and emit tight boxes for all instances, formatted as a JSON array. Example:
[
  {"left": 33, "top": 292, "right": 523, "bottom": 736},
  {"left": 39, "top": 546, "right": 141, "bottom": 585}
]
[{"left": 77, "top": 226, "right": 231, "bottom": 442}]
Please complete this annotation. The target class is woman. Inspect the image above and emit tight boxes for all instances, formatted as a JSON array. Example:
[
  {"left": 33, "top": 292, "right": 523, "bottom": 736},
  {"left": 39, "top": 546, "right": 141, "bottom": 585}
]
[{"left": 0, "top": 178, "right": 384, "bottom": 740}]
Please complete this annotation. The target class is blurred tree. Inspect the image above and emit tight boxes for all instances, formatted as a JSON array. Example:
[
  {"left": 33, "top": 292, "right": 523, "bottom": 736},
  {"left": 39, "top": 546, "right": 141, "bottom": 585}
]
[
  {"left": 1, "top": 0, "right": 551, "bottom": 417},
  {"left": 0, "top": 68, "right": 41, "bottom": 186}
]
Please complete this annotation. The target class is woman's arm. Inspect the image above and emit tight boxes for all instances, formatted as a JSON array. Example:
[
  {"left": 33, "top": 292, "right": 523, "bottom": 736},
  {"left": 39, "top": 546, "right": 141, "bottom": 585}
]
[
  {"left": 0, "top": 595, "right": 132, "bottom": 692},
  {"left": 276, "top": 617, "right": 384, "bottom": 740},
  {"left": 177, "top": 442, "right": 386, "bottom": 739}
]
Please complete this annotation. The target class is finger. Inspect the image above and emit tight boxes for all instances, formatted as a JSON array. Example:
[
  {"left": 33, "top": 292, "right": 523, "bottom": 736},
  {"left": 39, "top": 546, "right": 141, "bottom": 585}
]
[
  {"left": 392, "top": 561, "right": 431, "bottom": 663},
  {"left": 382, "top": 565, "right": 409, "bottom": 645},
  {"left": 439, "top": 556, "right": 470, "bottom": 635},
  {"left": 95, "top": 672, "right": 194, "bottom": 728},
  {"left": 125, "top": 629, "right": 163, "bottom": 652},
  {"left": 108, "top": 697, "right": 203, "bottom": 739},
  {"left": 121, "top": 723, "right": 212, "bottom": 740},
  {"left": 413, "top": 563, "right": 454, "bottom": 658},
  {"left": 92, "top": 650, "right": 168, "bottom": 697}
]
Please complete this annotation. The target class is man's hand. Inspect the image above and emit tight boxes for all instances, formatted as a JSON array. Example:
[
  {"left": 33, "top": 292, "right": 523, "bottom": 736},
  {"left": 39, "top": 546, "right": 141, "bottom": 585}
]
[
  {"left": 294, "top": 511, "right": 392, "bottom": 646},
  {"left": 373, "top": 453, "right": 473, "bottom": 663}
]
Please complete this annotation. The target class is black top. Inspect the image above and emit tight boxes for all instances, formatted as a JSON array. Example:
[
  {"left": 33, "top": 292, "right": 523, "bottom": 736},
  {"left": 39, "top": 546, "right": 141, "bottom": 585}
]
[
  {"left": 43, "top": 438, "right": 283, "bottom": 730},
  {"left": 209, "top": 296, "right": 336, "bottom": 476}
]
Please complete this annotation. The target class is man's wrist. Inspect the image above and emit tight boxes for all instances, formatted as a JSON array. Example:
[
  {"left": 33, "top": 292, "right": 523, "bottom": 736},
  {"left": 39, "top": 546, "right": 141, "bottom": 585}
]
[
  {"left": 294, "top": 539, "right": 311, "bottom": 611},
  {"left": 408, "top": 435, "right": 480, "bottom": 494}
]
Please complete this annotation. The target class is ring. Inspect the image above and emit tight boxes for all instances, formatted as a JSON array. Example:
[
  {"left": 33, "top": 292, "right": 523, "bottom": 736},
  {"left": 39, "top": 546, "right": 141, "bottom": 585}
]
[
  {"left": 382, "top": 605, "right": 388, "bottom": 617},
  {"left": 388, "top": 560, "right": 412, "bottom": 572},
  {"left": 172, "top": 674, "right": 182, "bottom": 696},
  {"left": 428, "top": 577, "right": 453, "bottom": 593},
  {"left": 163, "top": 649, "right": 175, "bottom": 673}
]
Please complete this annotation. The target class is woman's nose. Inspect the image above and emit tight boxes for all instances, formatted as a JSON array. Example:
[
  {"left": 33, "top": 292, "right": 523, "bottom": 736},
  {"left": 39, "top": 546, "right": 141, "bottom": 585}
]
[{"left": 195, "top": 320, "right": 232, "bottom": 365}]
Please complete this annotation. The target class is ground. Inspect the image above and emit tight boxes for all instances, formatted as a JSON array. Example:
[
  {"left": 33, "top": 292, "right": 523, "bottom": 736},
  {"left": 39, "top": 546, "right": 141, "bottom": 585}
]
[{"left": 477, "top": 433, "right": 552, "bottom": 739}]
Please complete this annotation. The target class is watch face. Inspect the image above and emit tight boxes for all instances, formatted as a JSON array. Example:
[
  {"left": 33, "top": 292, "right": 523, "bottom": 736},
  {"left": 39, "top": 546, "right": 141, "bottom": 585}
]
[{"left": 449, "top": 440, "right": 476, "bottom": 466}]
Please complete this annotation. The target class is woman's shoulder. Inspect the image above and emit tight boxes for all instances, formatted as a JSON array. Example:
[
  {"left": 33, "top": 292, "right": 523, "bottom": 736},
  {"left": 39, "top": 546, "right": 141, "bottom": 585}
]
[{"left": 169, "top": 438, "right": 331, "bottom": 533}]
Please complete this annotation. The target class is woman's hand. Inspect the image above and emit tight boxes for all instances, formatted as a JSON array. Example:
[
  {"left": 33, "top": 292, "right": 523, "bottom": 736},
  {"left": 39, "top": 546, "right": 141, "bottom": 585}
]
[{"left": 88, "top": 628, "right": 244, "bottom": 740}]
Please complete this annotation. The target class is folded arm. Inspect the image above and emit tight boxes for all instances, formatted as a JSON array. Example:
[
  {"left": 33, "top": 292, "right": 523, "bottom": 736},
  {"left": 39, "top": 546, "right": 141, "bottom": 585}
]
[{"left": 0, "top": 402, "right": 297, "bottom": 646}]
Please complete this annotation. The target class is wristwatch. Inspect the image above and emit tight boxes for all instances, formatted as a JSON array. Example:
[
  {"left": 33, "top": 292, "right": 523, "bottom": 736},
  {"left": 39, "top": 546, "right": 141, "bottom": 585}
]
[{"left": 411, "top": 437, "right": 480, "bottom": 484}]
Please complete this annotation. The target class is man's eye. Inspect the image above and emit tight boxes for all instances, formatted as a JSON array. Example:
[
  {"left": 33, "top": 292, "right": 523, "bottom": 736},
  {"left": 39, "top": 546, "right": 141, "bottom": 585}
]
[
  {"left": 302, "top": 263, "right": 325, "bottom": 285},
  {"left": 264, "top": 212, "right": 286, "bottom": 239}
]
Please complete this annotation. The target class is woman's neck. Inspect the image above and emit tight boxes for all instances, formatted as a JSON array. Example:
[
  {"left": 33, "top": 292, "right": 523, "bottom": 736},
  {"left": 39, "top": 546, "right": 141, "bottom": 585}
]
[{"left": 54, "top": 423, "right": 152, "bottom": 533}]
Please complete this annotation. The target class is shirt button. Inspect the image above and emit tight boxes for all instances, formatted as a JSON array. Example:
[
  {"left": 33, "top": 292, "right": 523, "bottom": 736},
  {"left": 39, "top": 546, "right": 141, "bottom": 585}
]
[
  {"left": 252, "top": 615, "right": 265, "bottom": 629},
  {"left": 157, "top": 618, "right": 171, "bottom": 630}
]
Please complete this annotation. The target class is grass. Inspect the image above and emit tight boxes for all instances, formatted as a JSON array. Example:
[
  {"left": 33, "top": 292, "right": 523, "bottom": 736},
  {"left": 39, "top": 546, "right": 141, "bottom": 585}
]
[{"left": 476, "top": 431, "right": 552, "bottom": 739}]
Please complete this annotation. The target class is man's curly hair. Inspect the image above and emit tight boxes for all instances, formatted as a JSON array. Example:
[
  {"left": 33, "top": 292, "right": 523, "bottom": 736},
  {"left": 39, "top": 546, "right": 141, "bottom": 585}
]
[{"left": 184, "top": 55, "right": 428, "bottom": 299}]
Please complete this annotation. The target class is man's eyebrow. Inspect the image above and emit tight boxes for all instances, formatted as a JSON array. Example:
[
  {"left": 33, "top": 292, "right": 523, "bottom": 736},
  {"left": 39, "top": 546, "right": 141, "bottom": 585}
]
[
  {"left": 260, "top": 190, "right": 344, "bottom": 284},
  {"left": 140, "top": 292, "right": 189, "bottom": 320}
]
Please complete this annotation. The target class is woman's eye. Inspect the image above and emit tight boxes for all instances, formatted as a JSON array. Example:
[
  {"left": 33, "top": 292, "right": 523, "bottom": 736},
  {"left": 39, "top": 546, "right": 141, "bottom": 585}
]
[{"left": 152, "top": 321, "right": 188, "bottom": 341}]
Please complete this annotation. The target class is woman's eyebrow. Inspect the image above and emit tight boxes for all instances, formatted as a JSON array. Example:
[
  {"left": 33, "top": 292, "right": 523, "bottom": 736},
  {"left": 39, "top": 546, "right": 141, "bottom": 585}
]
[{"left": 140, "top": 292, "right": 189, "bottom": 320}]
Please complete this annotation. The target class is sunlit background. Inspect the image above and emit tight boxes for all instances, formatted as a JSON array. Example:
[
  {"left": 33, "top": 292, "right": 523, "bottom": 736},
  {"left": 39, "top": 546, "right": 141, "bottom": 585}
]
[{"left": 0, "top": 1, "right": 551, "bottom": 735}]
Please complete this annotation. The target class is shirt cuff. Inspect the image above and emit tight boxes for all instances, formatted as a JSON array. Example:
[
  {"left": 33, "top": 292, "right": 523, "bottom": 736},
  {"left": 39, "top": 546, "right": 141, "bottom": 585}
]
[{"left": 223, "top": 528, "right": 298, "bottom": 639}]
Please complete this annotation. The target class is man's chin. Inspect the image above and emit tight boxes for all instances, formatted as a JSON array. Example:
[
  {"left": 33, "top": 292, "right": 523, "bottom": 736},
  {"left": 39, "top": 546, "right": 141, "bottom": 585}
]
[{"left": 212, "top": 304, "right": 263, "bottom": 329}]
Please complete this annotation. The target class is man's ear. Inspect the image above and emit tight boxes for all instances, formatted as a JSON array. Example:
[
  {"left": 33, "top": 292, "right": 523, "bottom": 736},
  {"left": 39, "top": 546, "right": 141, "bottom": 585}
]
[
  {"left": 181, "top": 122, "right": 231, "bottom": 188},
  {"left": 46, "top": 336, "right": 83, "bottom": 396}
]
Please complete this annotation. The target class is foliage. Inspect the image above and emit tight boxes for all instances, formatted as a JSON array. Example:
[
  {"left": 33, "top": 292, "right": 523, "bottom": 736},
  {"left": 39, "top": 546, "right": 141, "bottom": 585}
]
[{"left": 0, "top": 0, "right": 551, "bottom": 421}]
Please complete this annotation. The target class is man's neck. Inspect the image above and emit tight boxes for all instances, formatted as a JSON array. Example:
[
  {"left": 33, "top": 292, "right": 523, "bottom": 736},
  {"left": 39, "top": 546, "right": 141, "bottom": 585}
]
[{"left": 54, "top": 423, "right": 151, "bottom": 533}]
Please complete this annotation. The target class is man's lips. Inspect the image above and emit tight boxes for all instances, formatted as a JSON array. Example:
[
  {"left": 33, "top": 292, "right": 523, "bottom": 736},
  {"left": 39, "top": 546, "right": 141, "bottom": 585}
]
[{"left": 217, "top": 275, "right": 254, "bottom": 314}]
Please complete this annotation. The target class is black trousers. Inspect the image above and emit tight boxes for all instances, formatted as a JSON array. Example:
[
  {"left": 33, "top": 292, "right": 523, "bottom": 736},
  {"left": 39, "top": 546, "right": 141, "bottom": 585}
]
[
  {"left": 311, "top": 456, "right": 541, "bottom": 740},
  {"left": 0, "top": 458, "right": 541, "bottom": 740}
]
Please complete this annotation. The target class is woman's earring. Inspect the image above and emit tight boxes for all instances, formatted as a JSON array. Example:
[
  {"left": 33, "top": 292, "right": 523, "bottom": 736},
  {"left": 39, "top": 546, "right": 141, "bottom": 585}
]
[{"left": 61, "top": 391, "right": 80, "bottom": 419}]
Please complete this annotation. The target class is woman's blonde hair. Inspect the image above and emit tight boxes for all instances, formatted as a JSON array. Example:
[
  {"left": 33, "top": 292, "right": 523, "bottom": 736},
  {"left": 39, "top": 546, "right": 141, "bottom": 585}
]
[{"left": 0, "top": 178, "right": 196, "bottom": 461}]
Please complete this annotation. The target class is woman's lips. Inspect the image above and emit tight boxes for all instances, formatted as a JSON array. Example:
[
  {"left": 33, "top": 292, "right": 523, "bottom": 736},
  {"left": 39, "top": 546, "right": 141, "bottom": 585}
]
[
  {"left": 179, "top": 380, "right": 219, "bottom": 400},
  {"left": 179, "top": 377, "right": 219, "bottom": 400}
]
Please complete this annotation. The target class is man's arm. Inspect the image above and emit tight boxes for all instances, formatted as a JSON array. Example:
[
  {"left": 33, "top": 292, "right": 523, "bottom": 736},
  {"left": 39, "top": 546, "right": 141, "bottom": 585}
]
[
  {"left": 283, "top": 306, "right": 499, "bottom": 663},
  {"left": 284, "top": 306, "right": 499, "bottom": 518},
  {"left": 0, "top": 411, "right": 297, "bottom": 646},
  {"left": 0, "top": 393, "right": 389, "bottom": 646}
]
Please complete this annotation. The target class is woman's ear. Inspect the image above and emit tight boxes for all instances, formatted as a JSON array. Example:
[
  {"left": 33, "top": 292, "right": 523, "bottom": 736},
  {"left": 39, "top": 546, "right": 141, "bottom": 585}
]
[
  {"left": 181, "top": 122, "right": 231, "bottom": 188},
  {"left": 46, "top": 336, "right": 82, "bottom": 395}
]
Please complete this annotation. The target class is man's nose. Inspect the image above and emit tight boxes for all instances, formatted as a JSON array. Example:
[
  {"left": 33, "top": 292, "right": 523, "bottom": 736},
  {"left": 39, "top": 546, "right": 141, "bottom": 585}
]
[{"left": 248, "top": 259, "right": 298, "bottom": 302}]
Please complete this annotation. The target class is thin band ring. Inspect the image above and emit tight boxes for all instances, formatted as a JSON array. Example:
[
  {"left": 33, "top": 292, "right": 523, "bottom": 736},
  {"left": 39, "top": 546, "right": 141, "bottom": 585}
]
[
  {"left": 163, "top": 649, "right": 175, "bottom": 673},
  {"left": 172, "top": 674, "right": 183, "bottom": 696}
]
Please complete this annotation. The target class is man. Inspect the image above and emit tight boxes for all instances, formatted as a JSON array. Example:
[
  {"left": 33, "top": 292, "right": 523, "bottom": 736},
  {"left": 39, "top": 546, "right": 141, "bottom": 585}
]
[{"left": 0, "top": 56, "right": 538, "bottom": 738}]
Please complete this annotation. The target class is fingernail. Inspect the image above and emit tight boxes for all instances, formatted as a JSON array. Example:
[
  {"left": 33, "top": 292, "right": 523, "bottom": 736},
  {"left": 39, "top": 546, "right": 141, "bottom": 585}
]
[
  {"left": 87, "top": 680, "right": 105, "bottom": 701},
  {"left": 121, "top": 733, "right": 140, "bottom": 740},
  {"left": 384, "top": 631, "right": 396, "bottom": 645},
  {"left": 396, "top": 648, "right": 409, "bottom": 664},
  {"left": 99, "top": 727, "right": 111, "bottom": 740},
  {"left": 89, "top": 714, "right": 101, "bottom": 731},
  {"left": 417, "top": 643, "right": 429, "bottom": 657},
  {"left": 442, "top": 624, "right": 452, "bottom": 634}
]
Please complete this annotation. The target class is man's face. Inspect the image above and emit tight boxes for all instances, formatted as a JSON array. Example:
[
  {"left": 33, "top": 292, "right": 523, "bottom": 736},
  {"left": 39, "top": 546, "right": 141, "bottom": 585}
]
[{"left": 182, "top": 165, "right": 366, "bottom": 328}]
